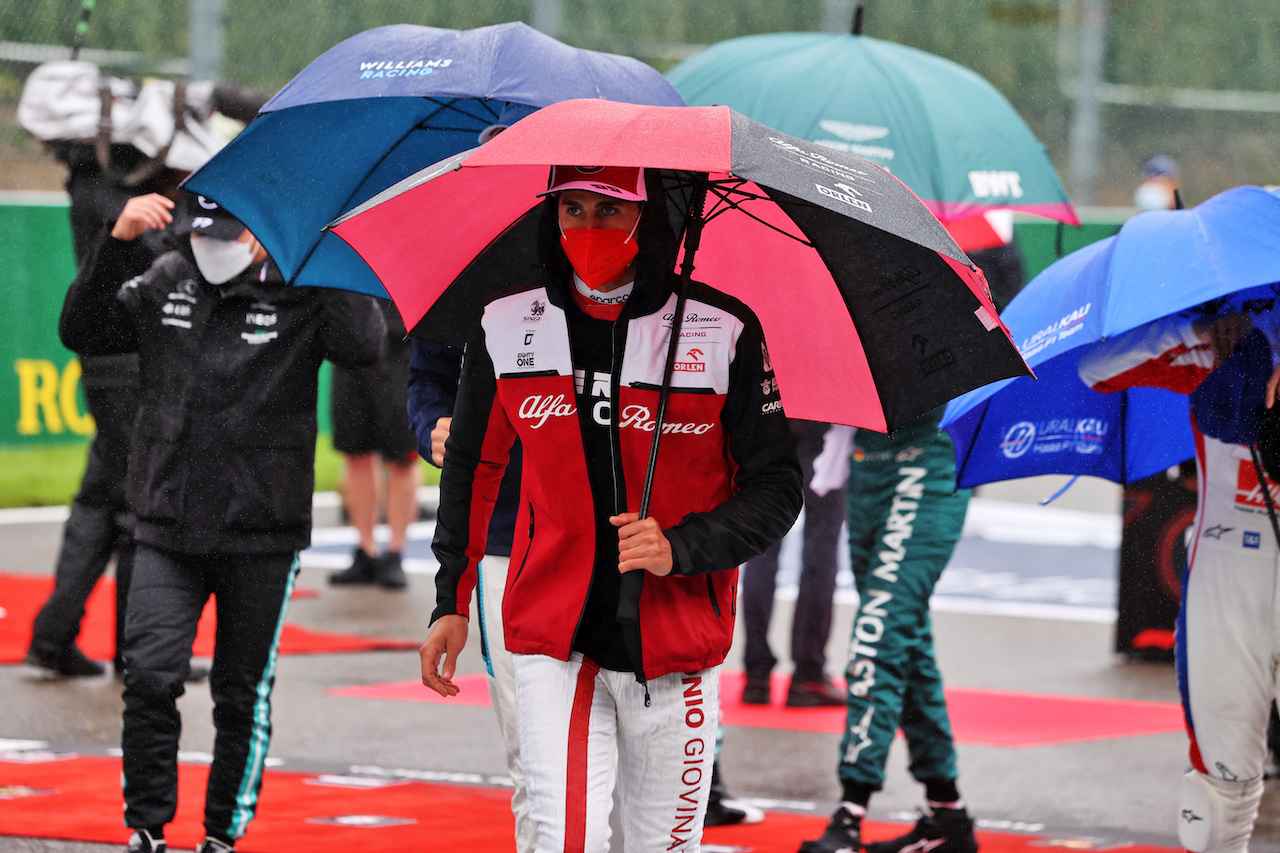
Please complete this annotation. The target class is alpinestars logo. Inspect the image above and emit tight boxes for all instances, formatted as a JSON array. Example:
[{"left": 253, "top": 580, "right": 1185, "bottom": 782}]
[
  {"left": 1180, "top": 809, "right": 1204, "bottom": 825},
  {"left": 841, "top": 706, "right": 875, "bottom": 764},
  {"left": 899, "top": 839, "right": 947, "bottom": 853}
]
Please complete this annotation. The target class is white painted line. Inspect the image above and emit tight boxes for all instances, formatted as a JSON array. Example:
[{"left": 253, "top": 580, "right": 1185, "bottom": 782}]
[
  {"left": 929, "top": 595, "right": 1116, "bottom": 624},
  {"left": 0, "top": 505, "right": 70, "bottom": 525},
  {"left": 963, "top": 497, "right": 1121, "bottom": 549},
  {"left": 306, "top": 521, "right": 436, "bottom": 547}
]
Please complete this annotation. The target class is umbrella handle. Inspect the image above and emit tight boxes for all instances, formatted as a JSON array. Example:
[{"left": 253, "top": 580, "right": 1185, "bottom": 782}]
[{"left": 616, "top": 174, "right": 710, "bottom": 697}]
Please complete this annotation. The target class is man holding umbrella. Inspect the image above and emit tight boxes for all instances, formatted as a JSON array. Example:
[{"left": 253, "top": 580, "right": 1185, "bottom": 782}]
[{"left": 420, "top": 165, "right": 803, "bottom": 851}]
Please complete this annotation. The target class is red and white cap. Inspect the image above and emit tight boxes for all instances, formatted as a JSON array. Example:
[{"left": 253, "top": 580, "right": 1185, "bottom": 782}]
[{"left": 539, "top": 165, "right": 647, "bottom": 202}]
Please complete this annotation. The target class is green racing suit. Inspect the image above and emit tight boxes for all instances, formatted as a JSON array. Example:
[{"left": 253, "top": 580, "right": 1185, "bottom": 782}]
[{"left": 838, "top": 411, "right": 971, "bottom": 793}]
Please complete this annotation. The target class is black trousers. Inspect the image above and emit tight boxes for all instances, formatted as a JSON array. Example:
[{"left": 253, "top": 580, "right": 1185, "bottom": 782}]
[
  {"left": 30, "top": 377, "right": 137, "bottom": 669},
  {"left": 741, "top": 419, "right": 846, "bottom": 682},
  {"left": 121, "top": 544, "right": 297, "bottom": 839}
]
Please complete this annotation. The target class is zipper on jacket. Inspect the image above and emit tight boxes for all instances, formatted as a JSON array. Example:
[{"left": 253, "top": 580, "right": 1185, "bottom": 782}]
[
  {"left": 611, "top": 302, "right": 649, "bottom": 706},
  {"left": 608, "top": 315, "right": 624, "bottom": 516},
  {"left": 510, "top": 502, "right": 535, "bottom": 586},
  {"left": 706, "top": 575, "right": 721, "bottom": 617}
]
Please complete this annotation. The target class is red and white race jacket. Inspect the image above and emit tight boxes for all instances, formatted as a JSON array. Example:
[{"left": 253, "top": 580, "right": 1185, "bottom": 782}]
[
  {"left": 1078, "top": 312, "right": 1280, "bottom": 565},
  {"left": 431, "top": 274, "right": 802, "bottom": 680}
]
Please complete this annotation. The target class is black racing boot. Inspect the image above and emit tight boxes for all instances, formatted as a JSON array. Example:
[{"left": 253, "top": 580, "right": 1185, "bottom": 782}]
[
  {"left": 25, "top": 644, "right": 105, "bottom": 678},
  {"left": 374, "top": 551, "right": 408, "bottom": 590},
  {"left": 741, "top": 669, "right": 772, "bottom": 705},
  {"left": 798, "top": 805, "right": 862, "bottom": 853},
  {"left": 785, "top": 676, "right": 846, "bottom": 707},
  {"left": 125, "top": 829, "right": 165, "bottom": 853},
  {"left": 864, "top": 806, "right": 978, "bottom": 853},
  {"left": 704, "top": 760, "right": 764, "bottom": 826},
  {"left": 195, "top": 836, "right": 235, "bottom": 853},
  {"left": 329, "top": 549, "right": 379, "bottom": 585}
]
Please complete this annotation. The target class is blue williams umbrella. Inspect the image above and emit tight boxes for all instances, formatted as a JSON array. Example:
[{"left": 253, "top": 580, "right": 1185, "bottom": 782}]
[
  {"left": 184, "top": 22, "right": 684, "bottom": 297},
  {"left": 941, "top": 185, "right": 1280, "bottom": 488}
]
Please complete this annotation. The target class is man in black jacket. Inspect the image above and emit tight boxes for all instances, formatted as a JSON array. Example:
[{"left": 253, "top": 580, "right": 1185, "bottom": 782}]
[
  {"left": 25, "top": 173, "right": 181, "bottom": 678},
  {"left": 60, "top": 192, "right": 385, "bottom": 853}
]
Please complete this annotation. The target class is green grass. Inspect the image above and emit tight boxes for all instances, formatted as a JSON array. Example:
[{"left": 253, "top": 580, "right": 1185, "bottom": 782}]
[{"left": 0, "top": 435, "right": 439, "bottom": 509}]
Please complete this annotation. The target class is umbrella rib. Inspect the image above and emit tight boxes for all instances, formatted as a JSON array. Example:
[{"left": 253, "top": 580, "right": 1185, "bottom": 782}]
[
  {"left": 293, "top": 96, "right": 478, "bottom": 281},
  {"left": 416, "top": 96, "right": 501, "bottom": 126},
  {"left": 702, "top": 181, "right": 815, "bottom": 247}
]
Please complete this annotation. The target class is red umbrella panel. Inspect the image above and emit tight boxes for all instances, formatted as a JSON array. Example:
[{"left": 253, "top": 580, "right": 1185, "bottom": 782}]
[{"left": 330, "top": 99, "right": 1030, "bottom": 433}]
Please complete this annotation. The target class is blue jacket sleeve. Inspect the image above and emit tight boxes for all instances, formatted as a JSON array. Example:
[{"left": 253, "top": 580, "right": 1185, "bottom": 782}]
[{"left": 407, "top": 337, "right": 464, "bottom": 463}]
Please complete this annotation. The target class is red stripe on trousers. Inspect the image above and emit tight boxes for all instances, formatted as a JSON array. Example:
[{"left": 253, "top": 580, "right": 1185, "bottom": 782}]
[{"left": 565, "top": 658, "right": 601, "bottom": 853}]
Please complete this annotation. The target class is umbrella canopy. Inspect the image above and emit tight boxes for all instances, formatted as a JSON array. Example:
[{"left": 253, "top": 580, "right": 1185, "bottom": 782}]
[
  {"left": 183, "top": 22, "right": 684, "bottom": 298},
  {"left": 666, "top": 31, "right": 1077, "bottom": 226},
  {"left": 330, "top": 98, "right": 1031, "bottom": 435},
  {"left": 941, "top": 185, "right": 1280, "bottom": 487}
]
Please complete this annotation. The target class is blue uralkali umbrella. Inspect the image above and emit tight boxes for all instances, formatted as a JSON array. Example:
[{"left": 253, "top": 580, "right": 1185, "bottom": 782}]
[
  {"left": 184, "top": 22, "right": 684, "bottom": 297},
  {"left": 941, "top": 185, "right": 1280, "bottom": 488}
]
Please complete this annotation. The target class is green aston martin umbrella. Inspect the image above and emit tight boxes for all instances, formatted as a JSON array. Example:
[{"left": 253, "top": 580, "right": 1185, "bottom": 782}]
[{"left": 667, "top": 30, "right": 1077, "bottom": 226}]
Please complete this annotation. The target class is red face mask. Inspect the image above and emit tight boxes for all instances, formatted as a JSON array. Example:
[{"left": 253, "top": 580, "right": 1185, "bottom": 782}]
[{"left": 559, "top": 218, "right": 641, "bottom": 290}]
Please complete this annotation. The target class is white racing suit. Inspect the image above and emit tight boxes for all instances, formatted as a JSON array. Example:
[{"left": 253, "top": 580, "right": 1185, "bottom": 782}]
[{"left": 1080, "top": 310, "right": 1280, "bottom": 853}]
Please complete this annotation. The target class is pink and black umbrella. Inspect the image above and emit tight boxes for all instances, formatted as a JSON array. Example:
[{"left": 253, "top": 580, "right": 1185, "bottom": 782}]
[
  {"left": 331, "top": 98, "right": 1033, "bottom": 685},
  {"left": 331, "top": 98, "right": 1029, "bottom": 436}
]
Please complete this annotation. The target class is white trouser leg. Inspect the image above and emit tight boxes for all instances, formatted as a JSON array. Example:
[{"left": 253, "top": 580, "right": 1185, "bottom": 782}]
[
  {"left": 1179, "top": 543, "right": 1277, "bottom": 852},
  {"left": 1182, "top": 545, "right": 1274, "bottom": 780},
  {"left": 515, "top": 654, "right": 618, "bottom": 853},
  {"left": 614, "top": 665, "right": 720, "bottom": 853},
  {"left": 479, "top": 555, "right": 537, "bottom": 853}
]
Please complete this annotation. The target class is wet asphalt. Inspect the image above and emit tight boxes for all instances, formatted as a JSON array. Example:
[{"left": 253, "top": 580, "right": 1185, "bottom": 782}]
[{"left": 2, "top": 476, "right": 1278, "bottom": 852}]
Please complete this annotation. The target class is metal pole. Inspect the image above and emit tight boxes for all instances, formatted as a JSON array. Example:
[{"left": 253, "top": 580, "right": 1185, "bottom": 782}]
[
  {"left": 70, "top": 0, "right": 95, "bottom": 59},
  {"left": 821, "top": 0, "right": 856, "bottom": 33},
  {"left": 189, "top": 0, "right": 225, "bottom": 82},
  {"left": 531, "top": 0, "right": 564, "bottom": 39},
  {"left": 1068, "top": 0, "right": 1106, "bottom": 206}
]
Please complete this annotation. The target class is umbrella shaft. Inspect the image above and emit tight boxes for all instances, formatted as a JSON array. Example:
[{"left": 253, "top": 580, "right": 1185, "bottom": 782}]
[{"left": 638, "top": 174, "right": 709, "bottom": 518}]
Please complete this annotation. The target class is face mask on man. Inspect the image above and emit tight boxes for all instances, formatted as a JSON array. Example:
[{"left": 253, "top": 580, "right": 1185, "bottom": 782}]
[
  {"left": 1134, "top": 181, "right": 1175, "bottom": 213},
  {"left": 190, "top": 233, "right": 259, "bottom": 284},
  {"left": 559, "top": 215, "right": 641, "bottom": 290}
]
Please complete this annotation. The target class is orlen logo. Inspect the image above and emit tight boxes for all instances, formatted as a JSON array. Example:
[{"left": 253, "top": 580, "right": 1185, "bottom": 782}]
[
  {"left": 1235, "top": 460, "right": 1280, "bottom": 508},
  {"left": 618, "top": 405, "right": 714, "bottom": 435},
  {"left": 674, "top": 348, "right": 705, "bottom": 373},
  {"left": 1000, "top": 421, "right": 1036, "bottom": 459},
  {"left": 517, "top": 394, "right": 575, "bottom": 429}
]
